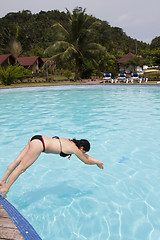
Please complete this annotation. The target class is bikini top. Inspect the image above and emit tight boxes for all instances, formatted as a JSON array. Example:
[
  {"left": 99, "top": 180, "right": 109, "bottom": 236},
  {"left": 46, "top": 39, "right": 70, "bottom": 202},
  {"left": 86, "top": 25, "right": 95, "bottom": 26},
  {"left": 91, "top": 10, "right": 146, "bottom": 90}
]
[{"left": 53, "top": 136, "right": 71, "bottom": 159}]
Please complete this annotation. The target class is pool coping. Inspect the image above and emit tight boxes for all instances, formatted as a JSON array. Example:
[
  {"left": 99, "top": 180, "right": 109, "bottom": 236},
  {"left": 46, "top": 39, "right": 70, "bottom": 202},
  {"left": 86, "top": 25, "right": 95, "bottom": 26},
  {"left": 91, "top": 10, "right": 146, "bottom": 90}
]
[{"left": 0, "top": 195, "right": 42, "bottom": 240}]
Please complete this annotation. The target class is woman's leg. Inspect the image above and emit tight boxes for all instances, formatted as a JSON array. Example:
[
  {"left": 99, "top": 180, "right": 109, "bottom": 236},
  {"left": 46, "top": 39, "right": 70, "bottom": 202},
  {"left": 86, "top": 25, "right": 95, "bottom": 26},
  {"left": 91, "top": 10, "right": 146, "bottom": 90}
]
[
  {"left": 0, "top": 141, "right": 30, "bottom": 187},
  {"left": 0, "top": 139, "right": 43, "bottom": 198}
]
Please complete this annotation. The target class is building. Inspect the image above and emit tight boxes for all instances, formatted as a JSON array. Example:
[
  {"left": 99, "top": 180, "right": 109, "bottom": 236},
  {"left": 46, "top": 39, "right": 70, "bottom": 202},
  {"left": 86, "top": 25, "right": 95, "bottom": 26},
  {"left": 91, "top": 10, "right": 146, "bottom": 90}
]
[
  {"left": 0, "top": 54, "right": 15, "bottom": 68},
  {"left": 17, "top": 56, "right": 44, "bottom": 73},
  {"left": 118, "top": 52, "right": 143, "bottom": 74}
]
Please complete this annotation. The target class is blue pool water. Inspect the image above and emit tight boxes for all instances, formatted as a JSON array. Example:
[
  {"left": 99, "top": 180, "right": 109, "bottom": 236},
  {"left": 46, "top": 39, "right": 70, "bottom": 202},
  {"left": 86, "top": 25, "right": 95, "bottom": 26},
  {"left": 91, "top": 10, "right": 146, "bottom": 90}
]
[{"left": 0, "top": 85, "right": 160, "bottom": 240}]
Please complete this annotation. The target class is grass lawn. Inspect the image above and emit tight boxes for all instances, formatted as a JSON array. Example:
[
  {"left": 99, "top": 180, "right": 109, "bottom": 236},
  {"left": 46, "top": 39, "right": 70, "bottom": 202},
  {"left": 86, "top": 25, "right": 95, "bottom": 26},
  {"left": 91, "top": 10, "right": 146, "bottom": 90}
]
[
  {"left": 0, "top": 74, "right": 85, "bottom": 88},
  {"left": 0, "top": 81, "right": 86, "bottom": 89},
  {"left": 0, "top": 80, "right": 160, "bottom": 89}
]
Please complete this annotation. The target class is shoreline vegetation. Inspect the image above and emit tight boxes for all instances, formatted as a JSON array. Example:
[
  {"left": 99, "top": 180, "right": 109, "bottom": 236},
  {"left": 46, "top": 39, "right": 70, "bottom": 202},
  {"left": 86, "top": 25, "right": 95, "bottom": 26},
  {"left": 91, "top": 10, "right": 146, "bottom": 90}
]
[
  {"left": 0, "top": 78, "right": 160, "bottom": 89},
  {"left": 1, "top": 69, "right": 160, "bottom": 89}
]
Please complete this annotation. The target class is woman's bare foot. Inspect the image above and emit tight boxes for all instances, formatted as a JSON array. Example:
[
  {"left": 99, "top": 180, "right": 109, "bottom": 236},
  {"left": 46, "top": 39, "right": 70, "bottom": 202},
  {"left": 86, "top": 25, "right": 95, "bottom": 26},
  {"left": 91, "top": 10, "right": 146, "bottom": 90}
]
[{"left": 0, "top": 187, "right": 8, "bottom": 198}]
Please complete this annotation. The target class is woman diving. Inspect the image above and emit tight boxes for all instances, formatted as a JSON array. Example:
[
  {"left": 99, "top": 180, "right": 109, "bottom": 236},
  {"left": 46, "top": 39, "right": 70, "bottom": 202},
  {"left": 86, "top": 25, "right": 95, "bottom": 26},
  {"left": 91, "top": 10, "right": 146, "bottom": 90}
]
[{"left": 0, "top": 135, "right": 104, "bottom": 198}]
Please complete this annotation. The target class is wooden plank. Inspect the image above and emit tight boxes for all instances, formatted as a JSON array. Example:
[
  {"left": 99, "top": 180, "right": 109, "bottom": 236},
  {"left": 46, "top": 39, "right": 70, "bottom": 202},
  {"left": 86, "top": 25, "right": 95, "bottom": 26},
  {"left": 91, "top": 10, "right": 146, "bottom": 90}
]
[
  {"left": 0, "top": 206, "right": 8, "bottom": 216},
  {"left": 0, "top": 227, "right": 24, "bottom": 240},
  {"left": 0, "top": 199, "right": 41, "bottom": 240},
  {"left": 0, "top": 218, "right": 18, "bottom": 229},
  {"left": 0, "top": 209, "right": 9, "bottom": 218},
  {"left": 0, "top": 205, "right": 24, "bottom": 240}
]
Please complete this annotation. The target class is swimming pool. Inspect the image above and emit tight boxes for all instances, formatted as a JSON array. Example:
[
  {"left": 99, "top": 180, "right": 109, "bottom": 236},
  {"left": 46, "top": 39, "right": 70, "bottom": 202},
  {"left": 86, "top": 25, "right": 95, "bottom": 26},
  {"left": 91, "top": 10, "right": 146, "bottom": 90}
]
[{"left": 0, "top": 85, "right": 160, "bottom": 240}]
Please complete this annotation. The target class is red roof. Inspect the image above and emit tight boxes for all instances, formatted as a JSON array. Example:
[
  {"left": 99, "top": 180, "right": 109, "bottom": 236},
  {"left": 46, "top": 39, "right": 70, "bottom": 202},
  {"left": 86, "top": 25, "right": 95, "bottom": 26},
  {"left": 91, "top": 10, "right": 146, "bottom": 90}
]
[
  {"left": 41, "top": 58, "right": 55, "bottom": 66},
  {"left": 118, "top": 53, "right": 135, "bottom": 63},
  {"left": 0, "top": 54, "right": 11, "bottom": 65},
  {"left": 17, "top": 56, "right": 40, "bottom": 66},
  {"left": 41, "top": 58, "right": 48, "bottom": 62}
]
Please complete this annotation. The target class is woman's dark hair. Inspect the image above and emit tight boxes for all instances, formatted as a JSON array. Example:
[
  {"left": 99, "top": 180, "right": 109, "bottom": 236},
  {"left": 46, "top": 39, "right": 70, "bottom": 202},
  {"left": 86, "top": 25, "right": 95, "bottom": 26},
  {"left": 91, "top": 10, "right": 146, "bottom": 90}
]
[{"left": 72, "top": 139, "right": 90, "bottom": 152}]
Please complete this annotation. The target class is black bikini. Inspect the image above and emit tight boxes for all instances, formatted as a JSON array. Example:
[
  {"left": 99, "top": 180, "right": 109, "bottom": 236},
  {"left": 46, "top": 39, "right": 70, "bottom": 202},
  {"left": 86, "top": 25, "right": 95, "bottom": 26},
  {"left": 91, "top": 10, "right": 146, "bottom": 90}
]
[
  {"left": 30, "top": 135, "right": 45, "bottom": 152},
  {"left": 52, "top": 136, "right": 71, "bottom": 158},
  {"left": 30, "top": 135, "right": 71, "bottom": 158}
]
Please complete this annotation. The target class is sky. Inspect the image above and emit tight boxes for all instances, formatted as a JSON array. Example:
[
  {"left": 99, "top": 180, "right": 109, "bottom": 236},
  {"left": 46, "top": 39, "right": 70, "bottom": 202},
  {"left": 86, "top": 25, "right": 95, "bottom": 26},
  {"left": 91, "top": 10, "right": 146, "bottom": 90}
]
[{"left": 0, "top": 0, "right": 159, "bottom": 44}]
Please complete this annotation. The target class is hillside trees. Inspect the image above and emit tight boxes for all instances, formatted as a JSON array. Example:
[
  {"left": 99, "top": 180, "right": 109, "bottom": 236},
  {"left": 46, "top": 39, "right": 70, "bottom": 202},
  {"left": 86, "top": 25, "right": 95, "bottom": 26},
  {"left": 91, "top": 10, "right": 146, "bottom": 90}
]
[
  {"left": 150, "top": 37, "right": 160, "bottom": 65},
  {"left": 0, "top": 8, "right": 159, "bottom": 76},
  {"left": 150, "top": 36, "right": 160, "bottom": 49},
  {"left": 0, "top": 9, "right": 149, "bottom": 57}
]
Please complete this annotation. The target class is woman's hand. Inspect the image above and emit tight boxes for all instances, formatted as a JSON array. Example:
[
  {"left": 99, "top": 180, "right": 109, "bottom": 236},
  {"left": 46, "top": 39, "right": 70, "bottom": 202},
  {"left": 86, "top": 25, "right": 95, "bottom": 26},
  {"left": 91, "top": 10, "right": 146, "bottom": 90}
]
[
  {"left": 74, "top": 149, "right": 104, "bottom": 169},
  {"left": 96, "top": 161, "right": 104, "bottom": 169}
]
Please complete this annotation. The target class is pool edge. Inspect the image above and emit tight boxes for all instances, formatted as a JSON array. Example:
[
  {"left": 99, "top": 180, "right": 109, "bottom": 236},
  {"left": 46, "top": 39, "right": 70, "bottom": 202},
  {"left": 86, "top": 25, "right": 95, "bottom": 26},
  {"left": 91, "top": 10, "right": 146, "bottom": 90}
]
[{"left": 0, "top": 195, "right": 42, "bottom": 240}]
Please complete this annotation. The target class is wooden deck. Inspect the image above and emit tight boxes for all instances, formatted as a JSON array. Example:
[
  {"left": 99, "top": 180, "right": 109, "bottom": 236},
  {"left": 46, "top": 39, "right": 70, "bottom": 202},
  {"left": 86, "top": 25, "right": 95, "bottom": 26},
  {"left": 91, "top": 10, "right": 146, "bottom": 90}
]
[{"left": 0, "top": 205, "right": 24, "bottom": 240}]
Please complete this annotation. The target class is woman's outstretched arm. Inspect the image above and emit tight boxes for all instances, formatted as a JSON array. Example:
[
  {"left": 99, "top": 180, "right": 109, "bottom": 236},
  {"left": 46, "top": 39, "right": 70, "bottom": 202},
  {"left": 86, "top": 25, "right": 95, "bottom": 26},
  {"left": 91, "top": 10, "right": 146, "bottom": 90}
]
[
  {"left": 74, "top": 149, "right": 104, "bottom": 169},
  {"left": 84, "top": 153, "right": 104, "bottom": 169}
]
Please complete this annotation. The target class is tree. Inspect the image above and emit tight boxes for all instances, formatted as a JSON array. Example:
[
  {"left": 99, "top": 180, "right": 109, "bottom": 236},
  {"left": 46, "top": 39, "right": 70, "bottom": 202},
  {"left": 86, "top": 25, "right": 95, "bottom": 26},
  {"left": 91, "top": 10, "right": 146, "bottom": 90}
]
[
  {"left": 151, "top": 48, "right": 160, "bottom": 65},
  {"left": 45, "top": 7, "right": 105, "bottom": 80},
  {"left": 0, "top": 24, "right": 22, "bottom": 59},
  {"left": 98, "top": 51, "right": 117, "bottom": 76},
  {"left": 10, "top": 39, "right": 22, "bottom": 59},
  {"left": 0, "top": 9, "right": 149, "bottom": 60},
  {"left": 10, "top": 26, "right": 22, "bottom": 61},
  {"left": 150, "top": 36, "right": 160, "bottom": 49}
]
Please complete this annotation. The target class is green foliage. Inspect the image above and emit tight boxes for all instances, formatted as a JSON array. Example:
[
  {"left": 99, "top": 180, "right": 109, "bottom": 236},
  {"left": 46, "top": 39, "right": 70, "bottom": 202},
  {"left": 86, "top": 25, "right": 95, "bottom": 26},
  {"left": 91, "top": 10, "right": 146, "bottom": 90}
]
[
  {"left": 0, "top": 8, "right": 159, "bottom": 78},
  {"left": 0, "top": 10, "right": 68, "bottom": 53},
  {"left": 151, "top": 48, "right": 160, "bottom": 65},
  {"left": 0, "top": 64, "right": 31, "bottom": 85},
  {"left": 63, "top": 70, "right": 72, "bottom": 79},
  {"left": 79, "top": 59, "right": 94, "bottom": 79},
  {"left": 141, "top": 48, "right": 160, "bottom": 66},
  {"left": 0, "top": 9, "right": 150, "bottom": 58},
  {"left": 45, "top": 8, "right": 106, "bottom": 80},
  {"left": 124, "top": 56, "right": 144, "bottom": 67},
  {"left": 150, "top": 36, "right": 160, "bottom": 49},
  {"left": 22, "top": 46, "right": 45, "bottom": 57},
  {"left": 98, "top": 51, "right": 117, "bottom": 76}
]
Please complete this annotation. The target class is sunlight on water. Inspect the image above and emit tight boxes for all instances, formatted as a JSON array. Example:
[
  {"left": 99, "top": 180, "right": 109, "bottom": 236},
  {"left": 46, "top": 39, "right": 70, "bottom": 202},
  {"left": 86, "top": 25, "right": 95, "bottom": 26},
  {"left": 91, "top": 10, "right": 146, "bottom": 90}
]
[{"left": 0, "top": 85, "right": 160, "bottom": 240}]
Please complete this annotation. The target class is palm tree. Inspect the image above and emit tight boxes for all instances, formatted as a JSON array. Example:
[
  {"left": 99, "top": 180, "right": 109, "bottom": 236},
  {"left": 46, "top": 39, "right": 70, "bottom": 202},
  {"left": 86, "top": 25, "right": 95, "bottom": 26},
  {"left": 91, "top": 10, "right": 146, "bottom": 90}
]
[
  {"left": 45, "top": 7, "right": 105, "bottom": 80},
  {"left": 10, "top": 39, "right": 22, "bottom": 60},
  {"left": 10, "top": 26, "right": 22, "bottom": 62}
]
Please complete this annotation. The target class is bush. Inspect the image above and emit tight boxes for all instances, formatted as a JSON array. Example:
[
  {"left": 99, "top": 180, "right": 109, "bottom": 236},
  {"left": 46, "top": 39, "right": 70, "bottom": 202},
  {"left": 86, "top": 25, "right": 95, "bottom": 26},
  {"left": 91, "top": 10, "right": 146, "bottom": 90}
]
[
  {"left": 0, "top": 64, "right": 31, "bottom": 85},
  {"left": 63, "top": 70, "right": 72, "bottom": 80},
  {"left": 80, "top": 61, "right": 94, "bottom": 79}
]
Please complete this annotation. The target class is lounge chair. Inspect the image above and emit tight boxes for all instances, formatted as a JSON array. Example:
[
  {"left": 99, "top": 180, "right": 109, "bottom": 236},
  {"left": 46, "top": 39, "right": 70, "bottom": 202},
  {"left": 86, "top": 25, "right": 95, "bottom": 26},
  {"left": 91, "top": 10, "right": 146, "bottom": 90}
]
[
  {"left": 141, "top": 77, "right": 148, "bottom": 83},
  {"left": 103, "top": 73, "right": 114, "bottom": 83},
  {"left": 117, "top": 73, "right": 128, "bottom": 83},
  {"left": 131, "top": 73, "right": 142, "bottom": 83}
]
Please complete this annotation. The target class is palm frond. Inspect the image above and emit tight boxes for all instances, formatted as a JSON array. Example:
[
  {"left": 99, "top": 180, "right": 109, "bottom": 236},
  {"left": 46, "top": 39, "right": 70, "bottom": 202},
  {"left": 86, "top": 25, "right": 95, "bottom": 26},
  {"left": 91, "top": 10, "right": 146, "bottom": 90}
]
[
  {"left": 52, "top": 23, "right": 69, "bottom": 39},
  {"left": 66, "top": 8, "right": 73, "bottom": 22},
  {"left": 10, "top": 39, "right": 22, "bottom": 58},
  {"left": 53, "top": 41, "right": 71, "bottom": 51},
  {"left": 89, "top": 20, "right": 101, "bottom": 29},
  {"left": 83, "top": 43, "right": 106, "bottom": 59},
  {"left": 45, "top": 41, "right": 71, "bottom": 55},
  {"left": 62, "top": 46, "right": 77, "bottom": 60},
  {"left": 42, "top": 55, "right": 59, "bottom": 70},
  {"left": 87, "top": 43, "right": 106, "bottom": 54}
]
